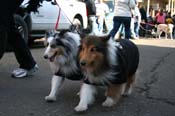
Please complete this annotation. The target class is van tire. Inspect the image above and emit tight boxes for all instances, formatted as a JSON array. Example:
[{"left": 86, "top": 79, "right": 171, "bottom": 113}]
[
  {"left": 5, "top": 15, "right": 29, "bottom": 52},
  {"left": 72, "top": 18, "right": 83, "bottom": 34},
  {"left": 14, "top": 14, "right": 29, "bottom": 44}
]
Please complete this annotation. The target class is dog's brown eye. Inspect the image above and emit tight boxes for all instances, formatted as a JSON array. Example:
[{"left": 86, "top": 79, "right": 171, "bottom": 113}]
[
  {"left": 79, "top": 45, "right": 85, "bottom": 51},
  {"left": 90, "top": 47, "right": 96, "bottom": 52},
  {"left": 79, "top": 45, "right": 82, "bottom": 50}
]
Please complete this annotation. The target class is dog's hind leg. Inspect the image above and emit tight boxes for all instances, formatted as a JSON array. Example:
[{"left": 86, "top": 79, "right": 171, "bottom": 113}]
[
  {"left": 170, "top": 33, "right": 173, "bottom": 40},
  {"left": 165, "top": 33, "right": 168, "bottom": 39},
  {"left": 45, "top": 75, "right": 64, "bottom": 102},
  {"left": 159, "top": 31, "right": 163, "bottom": 39},
  {"left": 74, "top": 83, "right": 96, "bottom": 112},
  {"left": 122, "top": 74, "right": 136, "bottom": 96},
  {"left": 102, "top": 84, "right": 125, "bottom": 107}
]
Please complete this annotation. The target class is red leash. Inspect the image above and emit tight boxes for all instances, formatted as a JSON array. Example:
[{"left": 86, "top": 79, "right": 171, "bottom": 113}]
[
  {"left": 140, "top": 22, "right": 156, "bottom": 27},
  {"left": 55, "top": 7, "right": 61, "bottom": 30},
  {"left": 54, "top": 0, "right": 61, "bottom": 30},
  {"left": 54, "top": 0, "right": 80, "bottom": 33}
]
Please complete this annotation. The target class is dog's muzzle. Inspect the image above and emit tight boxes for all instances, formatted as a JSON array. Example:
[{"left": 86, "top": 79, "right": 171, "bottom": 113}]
[{"left": 43, "top": 52, "right": 57, "bottom": 62}]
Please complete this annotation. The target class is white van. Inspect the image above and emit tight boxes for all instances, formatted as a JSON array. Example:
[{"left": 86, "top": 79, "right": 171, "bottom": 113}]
[{"left": 14, "top": 0, "right": 88, "bottom": 44}]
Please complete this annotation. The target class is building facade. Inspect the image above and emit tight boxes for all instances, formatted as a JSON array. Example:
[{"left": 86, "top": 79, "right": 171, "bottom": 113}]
[{"left": 140, "top": 0, "right": 175, "bottom": 16}]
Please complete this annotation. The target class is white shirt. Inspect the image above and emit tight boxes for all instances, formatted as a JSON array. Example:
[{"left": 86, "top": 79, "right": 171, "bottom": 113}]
[
  {"left": 132, "top": 6, "right": 141, "bottom": 23},
  {"left": 114, "top": 0, "right": 136, "bottom": 17},
  {"left": 96, "top": 2, "right": 109, "bottom": 17}
]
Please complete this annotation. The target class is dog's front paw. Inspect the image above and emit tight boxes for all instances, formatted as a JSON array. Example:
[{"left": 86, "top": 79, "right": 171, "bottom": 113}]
[
  {"left": 45, "top": 95, "right": 56, "bottom": 102},
  {"left": 102, "top": 97, "right": 115, "bottom": 107},
  {"left": 122, "top": 88, "right": 132, "bottom": 97},
  {"left": 74, "top": 105, "right": 88, "bottom": 112}
]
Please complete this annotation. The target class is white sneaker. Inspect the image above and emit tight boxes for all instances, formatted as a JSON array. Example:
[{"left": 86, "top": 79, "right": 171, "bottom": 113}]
[{"left": 11, "top": 64, "right": 39, "bottom": 78}]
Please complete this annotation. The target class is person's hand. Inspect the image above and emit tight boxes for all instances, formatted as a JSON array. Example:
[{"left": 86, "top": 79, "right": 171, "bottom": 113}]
[{"left": 25, "top": 0, "right": 43, "bottom": 13}]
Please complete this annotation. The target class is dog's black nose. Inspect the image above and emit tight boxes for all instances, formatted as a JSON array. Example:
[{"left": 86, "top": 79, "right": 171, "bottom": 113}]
[
  {"left": 80, "top": 60, "right": 86, "bottom": 66},
  {"left": 44, "top": 55, "right": 48, "bottom": 59}
]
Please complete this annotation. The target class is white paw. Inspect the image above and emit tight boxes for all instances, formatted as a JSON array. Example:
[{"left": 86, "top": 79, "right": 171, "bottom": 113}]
[
  {"left": 122, "top": 88, "right": 132, "bottom": 97},
  {"left": 45, "top": 95, "right": 56, "bottom": 102},
  {"left": 74, "top": 105, "right": 88, "bottom": 112},
  {"left": 102, "top": 97, "right": 114, "bottom": 107},
  {"left": 122, "top": 92, "right": 130, "bottom": 97}
]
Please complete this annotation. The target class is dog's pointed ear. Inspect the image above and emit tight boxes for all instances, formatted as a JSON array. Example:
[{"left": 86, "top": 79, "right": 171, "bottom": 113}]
[
  {"left": 59, "top": 29, "right": 70, "bottom": 37},
  {"left": 99, "top": 34, "right": 111, "bottom": 42}
]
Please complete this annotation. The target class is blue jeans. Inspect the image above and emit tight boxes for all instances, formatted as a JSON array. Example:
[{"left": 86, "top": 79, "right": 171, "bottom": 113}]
[
  {"left": 134, "top": 22, "right": 139, "bottom": 37},
  {"left": 110, "top": 16, "right": 131, "bottom": 39}
]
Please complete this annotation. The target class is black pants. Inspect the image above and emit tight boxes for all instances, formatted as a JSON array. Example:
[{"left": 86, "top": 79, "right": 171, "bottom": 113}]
[
  {"left": 110, "top": 16, "right": 131, "bottom": 39},
  {"left": 0, "top": 30, "right": 7, "bottom": 59},
  {"left": 0, "top": 0, "right": 36, "bottom": 70},
  {"left": 0, "top": 22, "right": 36, "bottom": 70}
]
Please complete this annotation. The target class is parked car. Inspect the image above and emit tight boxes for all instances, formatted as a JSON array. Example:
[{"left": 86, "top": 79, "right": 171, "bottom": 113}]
[{"left": 14, "top": 0, "right": 88, "bottom": 44}]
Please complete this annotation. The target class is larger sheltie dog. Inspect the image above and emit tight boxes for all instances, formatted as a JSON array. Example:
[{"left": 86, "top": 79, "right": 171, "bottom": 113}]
[
  {"left": 74, "top": 36, "right": 139, "bottom": 112},
  {"left": 43, "top": 30, "right": 84, "bottom": 102}
]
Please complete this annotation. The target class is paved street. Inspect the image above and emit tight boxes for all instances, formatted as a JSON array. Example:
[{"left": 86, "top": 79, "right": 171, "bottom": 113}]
[{"left": 0, "top": 38, "right": 175, "bottom": 116}]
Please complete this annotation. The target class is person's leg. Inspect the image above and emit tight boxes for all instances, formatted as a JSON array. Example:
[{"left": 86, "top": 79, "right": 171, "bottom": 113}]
[
  {"left": 8, "top": 29, "right": 36, "bottom": 70},
  {"left": 173, "top": 26, "right": 175, "bottom": 39},
  {"left": 134, "top": 23, "right": 137, "bottom": 35},
  {"left": 98, "top": 17, "right": 104, "bottom": 33},
  {"left": 6, "top": 15, "right": 38, "bottom": 78},
  {"left": 89, "top": 15, "right": 98, "bottom": 35},
  {"left": 0, "top": 30, "right": 7, "bottom": 60},
  {"left": 134, "top": 22, "right": 139, "bottom": 38},
  {"left": 123, "top": 17, "right": 131, "bottom": 39},
  {"left": 103, "top": 19, "right": 108, "bottom": 33},
  {"left": 0, "top": 0, "right": 25, "bottom": 60},
  {"left": 0, "top": 13, "right": 9, "bottom": 60},
  {"left": 109, "top": 16, "right": 122, "bottom": 38},
  {"left": 130, "top": 18, "right": 136, "bottom": 39}
]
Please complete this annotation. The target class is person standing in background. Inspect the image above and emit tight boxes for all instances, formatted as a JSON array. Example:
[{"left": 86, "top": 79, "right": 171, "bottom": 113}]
[
  {"left": 109, "top": 0, "right": 136, "bottom": 39},
  {"left": 82, "top": 0, "right": 97, "bottom": 34},
  {"left": 95, "top": 0, "right": 109, "bottom": 34},
  {"left": 131, "top": 2, "right": 141, "bottom": 39},
  {"left": 155, "top": 9, "right": 166, "bottom": 24},
  {"left": 139, "top": 5, "right": 147, "bottom": 37}
]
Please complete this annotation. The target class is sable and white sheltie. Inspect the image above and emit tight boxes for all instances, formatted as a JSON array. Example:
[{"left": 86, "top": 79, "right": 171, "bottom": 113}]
[
  {"left": 74, "top": 35, "right": 139, "bottom": 112},
  {"left": 43, "top": 30, "right": 84, "bottom": 102}
]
